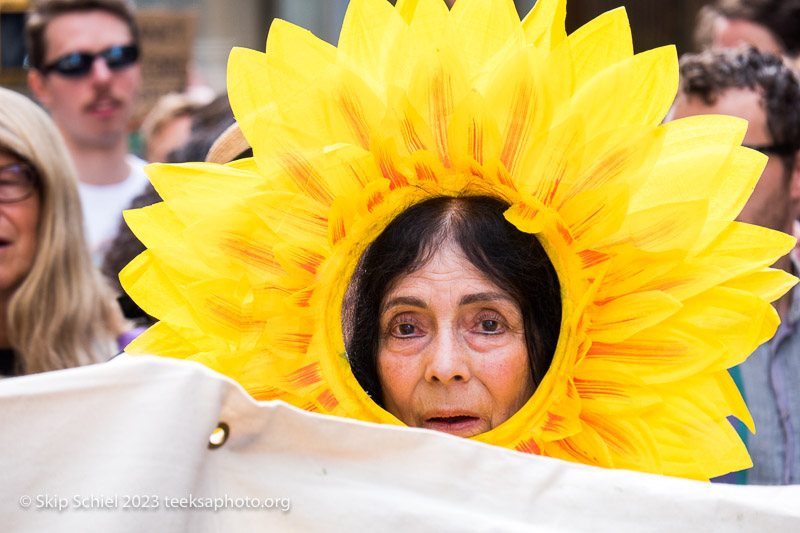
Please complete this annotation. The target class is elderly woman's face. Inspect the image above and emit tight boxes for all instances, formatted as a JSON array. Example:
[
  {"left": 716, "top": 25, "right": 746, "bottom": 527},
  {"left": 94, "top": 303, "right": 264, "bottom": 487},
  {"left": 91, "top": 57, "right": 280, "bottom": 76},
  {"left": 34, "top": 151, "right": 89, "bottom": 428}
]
[{"left": 376, "top": 243, "right": 534, "bottom": 437}]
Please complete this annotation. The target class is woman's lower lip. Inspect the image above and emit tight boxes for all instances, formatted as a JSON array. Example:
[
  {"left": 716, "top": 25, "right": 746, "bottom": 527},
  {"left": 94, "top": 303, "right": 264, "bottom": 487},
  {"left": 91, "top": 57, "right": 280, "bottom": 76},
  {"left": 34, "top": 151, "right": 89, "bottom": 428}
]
[{"left": 423, "top": 416, "right": 482, "bottom": 435}]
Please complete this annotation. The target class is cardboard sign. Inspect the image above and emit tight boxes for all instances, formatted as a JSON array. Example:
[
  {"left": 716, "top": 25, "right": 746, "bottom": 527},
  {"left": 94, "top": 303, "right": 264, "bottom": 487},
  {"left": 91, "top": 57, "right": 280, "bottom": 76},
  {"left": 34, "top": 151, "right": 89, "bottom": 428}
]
[{"left": 134, "top": 10, "right": 196, "bottom": 125}]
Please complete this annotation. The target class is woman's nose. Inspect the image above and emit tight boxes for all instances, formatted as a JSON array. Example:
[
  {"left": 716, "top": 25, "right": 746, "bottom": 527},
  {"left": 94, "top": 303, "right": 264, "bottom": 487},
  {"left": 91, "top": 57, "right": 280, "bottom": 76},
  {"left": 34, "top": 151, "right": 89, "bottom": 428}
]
[{"left": 424, "top": 331, "right": 471, "bottom": 385}]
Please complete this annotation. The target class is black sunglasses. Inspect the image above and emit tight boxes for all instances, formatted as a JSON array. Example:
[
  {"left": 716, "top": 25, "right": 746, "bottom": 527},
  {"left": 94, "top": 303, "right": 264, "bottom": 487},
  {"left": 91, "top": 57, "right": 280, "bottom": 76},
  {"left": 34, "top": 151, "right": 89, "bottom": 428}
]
[{"left": 40, "top": 44, "right": 139, "bottom": 78}]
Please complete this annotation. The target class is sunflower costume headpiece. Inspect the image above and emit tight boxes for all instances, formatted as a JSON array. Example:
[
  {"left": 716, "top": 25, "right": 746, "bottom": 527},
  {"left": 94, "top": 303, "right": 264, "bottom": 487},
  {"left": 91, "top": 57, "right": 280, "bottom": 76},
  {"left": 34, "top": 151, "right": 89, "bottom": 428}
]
[{"left": 122, "top": 0, "right": 797, "bottom": 480}]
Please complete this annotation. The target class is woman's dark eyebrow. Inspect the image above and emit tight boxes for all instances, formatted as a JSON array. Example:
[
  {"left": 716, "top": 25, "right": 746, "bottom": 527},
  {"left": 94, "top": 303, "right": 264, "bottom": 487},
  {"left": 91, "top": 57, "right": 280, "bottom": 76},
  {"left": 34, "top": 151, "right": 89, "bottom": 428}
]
[
  {"left": 381, "top": 296, "right": 427, "bottom": 313},
  {"left": 382, "top": 292, "right": 512, "bottom": 312},
  {"left": 459, "top": 292, "right": 513, "bottom": 306}
]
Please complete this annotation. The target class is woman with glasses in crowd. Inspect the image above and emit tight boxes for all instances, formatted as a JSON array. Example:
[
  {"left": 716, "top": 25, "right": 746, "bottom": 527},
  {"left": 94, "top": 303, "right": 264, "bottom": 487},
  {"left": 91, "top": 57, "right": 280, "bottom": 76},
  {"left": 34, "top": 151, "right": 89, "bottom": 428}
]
[{"left": 0, "top": 87, "right": 127, "bottom": 376}]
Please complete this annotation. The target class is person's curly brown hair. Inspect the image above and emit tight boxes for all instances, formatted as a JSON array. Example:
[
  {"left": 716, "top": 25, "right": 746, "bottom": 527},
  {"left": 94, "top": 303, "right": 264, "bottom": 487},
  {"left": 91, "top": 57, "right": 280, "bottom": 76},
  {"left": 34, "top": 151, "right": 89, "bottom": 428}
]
[{"left": 679, "top": 47, "right": 800, "bottom": 166}]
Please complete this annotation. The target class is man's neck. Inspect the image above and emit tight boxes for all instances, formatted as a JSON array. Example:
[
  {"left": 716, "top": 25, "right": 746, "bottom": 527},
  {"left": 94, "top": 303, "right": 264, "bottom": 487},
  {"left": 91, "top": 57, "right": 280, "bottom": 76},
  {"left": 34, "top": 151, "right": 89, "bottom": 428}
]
[{"left": 65, "top": 137, "right": 131, "bottom": 187}]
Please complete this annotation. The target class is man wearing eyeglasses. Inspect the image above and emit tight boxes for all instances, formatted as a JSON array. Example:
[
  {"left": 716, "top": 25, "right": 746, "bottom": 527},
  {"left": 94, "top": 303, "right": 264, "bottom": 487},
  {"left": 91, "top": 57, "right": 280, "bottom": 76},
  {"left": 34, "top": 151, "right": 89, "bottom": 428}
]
[
  {"left": 670, "top": 47, "right": 800, "bottom": 485},
  {"left": 25, "top": 0, "right": 147, "bottom": 265}
]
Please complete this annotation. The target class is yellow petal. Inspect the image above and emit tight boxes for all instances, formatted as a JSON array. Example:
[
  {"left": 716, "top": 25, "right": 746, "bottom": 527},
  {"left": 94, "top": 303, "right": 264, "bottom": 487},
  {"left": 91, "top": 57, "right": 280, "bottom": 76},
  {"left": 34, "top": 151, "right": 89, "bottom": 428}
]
[
  {"left": 587, "top": 290, "right": 682, "bottom": 344},
  {"left": 273, "top": 241, "right": 329, "bottom": 281},
  {"left": 395, "top": 0, "right": 420, "bottom": 23},
  {"left": 482, "top": 48, "right": 548, "bottom": 178},
  {"left": 125, "top": 321, "right": 209, "bottom": 359},
  {"left": 338, "top": 0, "right": 406, "bottom": 95},
  {"left": 693, "top": 222, "right": 796, "bottom": 276},
  {"left": 721, "top": 268, "right": 798, "bottom": 304},
  {"left": 446, "top": 90, "right": 503, "bottom": 167},
  {"left": 231, "top": 20, "right": 336, "bottom": 142},
  {"left": 570, "top": 46, "right": 678, "bottom": 135},
  {"left": 557, "top": 125, "right": 664, "bottom": 207},
  {"left": 515, "top": 114, "right": 584, "bottom": 203},
  {"left": 181, "top": 278, "right": 263, "bottom": 348},
  {"left": 521, "top": 0, "right": 566, "bottom": 51},
  {"left": 261, "top": 315, "right": 316, "bottom": 362},
  {"left": 587, "top": 319, "right": 725, "bottom": 384},
  {"left": 402, "top": 0, "right": 450, "bottom": 47},
  {"left": 600, "top": 200, "right": 708, "bottom": 253},
  {"left": 546, "top": 419, "right": 613, "bottom": 468},
  {"left": 559, "top": 183, "right": 629, "bottom": 248},
  {"left": 595, "top": 246, "right": 686, "bottom": 302},
  {"left": 121, "top": 251, "right": 196, "bottom": 330},
  {"left": 568, "top": 7, "right": 632, "bottom": 90},
  {"left": 629, "top": 116, "right": 756, "bottom": 220},
  {"left": 580, "top": 412, "right": 661, "bottom": 472},
  {"left": 678, "top": 286, "right": 779, "bottom": 367},
  {"left": 407, "top": 46, "right": 471, "bottom": 167},
  {"left": 264, "top": 19, "right": 336, "bottom": 100},
  {"left": 123, "top": 201, "right": 183, "bottom": 251},
  {"left": 638, "top": 262, "right": 729, "bottom": 302},
  {"left": 651, "top": 395, "right": 752, "bottom": 480},
  {"left": 540, "top": 379, "right": 583, "bottom": 441},
  {"left": 573, "top": 359, "right": 662, "bottom": 415},
  {"left": 181, "top": 211, "right": 288, "bottom": 282},
  {"left": 227, "top": 47, "right": 272, "bottom": 130},
  {"left": 714, "top": 371, "right": 755, "bottom": 432},
  {"left": 146, "top": 162, "right": 262, "bottom": 203},
  {"left": 503, "top": 195, "right": 561, "bottom": 235},
  {"left": 248, "top": 191, "right": 329, "bottom": 244},
  {"left": 449, "top": 0, "right": 524, "bottom": 79},
  {"left": 381, "top": 90, "right": 439, "bottom": 157},
  {"left": 266, "top": 151, "right": 335, "bottom": 206}
]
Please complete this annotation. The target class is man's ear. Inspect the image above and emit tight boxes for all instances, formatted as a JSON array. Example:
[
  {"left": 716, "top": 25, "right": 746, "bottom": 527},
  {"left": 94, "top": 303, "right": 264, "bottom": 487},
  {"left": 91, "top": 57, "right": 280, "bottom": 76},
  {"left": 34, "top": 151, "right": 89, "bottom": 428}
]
[{"left": 27, "top": 69, "right": 52, "bottom": 109}]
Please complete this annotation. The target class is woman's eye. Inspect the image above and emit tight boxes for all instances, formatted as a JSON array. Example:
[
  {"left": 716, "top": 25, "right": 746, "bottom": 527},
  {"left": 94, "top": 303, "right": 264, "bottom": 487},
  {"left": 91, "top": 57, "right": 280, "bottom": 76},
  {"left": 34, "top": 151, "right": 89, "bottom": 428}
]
[
  {"left": 476, "top": 317, "right": 505, "bottom": 334},
  {"left": 482, "top": 319, "right": 499, "bottom": 332},
  {"left": 391, "top": 323, "right": 417, "bottom": 337}
]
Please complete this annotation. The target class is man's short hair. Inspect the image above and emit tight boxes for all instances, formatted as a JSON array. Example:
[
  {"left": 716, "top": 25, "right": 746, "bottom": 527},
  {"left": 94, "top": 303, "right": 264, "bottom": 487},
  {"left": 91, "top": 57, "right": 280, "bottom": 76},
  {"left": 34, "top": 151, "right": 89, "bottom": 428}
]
[
  {"left": 25, "top": 0, "right": 139, "bottom": 71},
  {"left": 679, "top": 47, "right": 800, "bottom": 157},
  {"left": 694, "top": 0, "right": 800, "bottom": 57}
]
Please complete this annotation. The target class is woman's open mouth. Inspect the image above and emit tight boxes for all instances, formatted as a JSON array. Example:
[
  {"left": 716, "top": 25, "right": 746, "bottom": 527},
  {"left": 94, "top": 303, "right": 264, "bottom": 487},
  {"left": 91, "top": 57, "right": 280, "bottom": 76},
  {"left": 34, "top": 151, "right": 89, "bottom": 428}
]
[{"left": 423, "top": 414, "right": 483, "bottom": 436}]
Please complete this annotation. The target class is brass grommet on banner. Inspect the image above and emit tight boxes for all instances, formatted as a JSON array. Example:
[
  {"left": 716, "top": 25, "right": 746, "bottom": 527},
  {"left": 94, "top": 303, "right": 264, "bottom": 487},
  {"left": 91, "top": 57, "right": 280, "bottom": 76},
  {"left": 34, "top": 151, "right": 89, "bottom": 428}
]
[{"left": 208, "top": 422, "right": 229, "bottom": 449}]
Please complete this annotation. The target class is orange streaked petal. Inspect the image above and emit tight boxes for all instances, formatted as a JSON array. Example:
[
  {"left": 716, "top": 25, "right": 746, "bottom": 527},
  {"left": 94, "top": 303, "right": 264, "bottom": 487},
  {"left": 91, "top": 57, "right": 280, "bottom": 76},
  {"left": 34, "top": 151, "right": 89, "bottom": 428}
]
[{"left": 587, "top": 290, "right": 682, "bottom": 344}]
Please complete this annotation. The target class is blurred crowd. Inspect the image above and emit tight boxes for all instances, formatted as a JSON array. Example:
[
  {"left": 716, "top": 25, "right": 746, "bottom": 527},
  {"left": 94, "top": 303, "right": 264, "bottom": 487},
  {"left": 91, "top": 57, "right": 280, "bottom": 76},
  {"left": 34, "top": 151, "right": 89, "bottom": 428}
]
[{"left": 1, "top": 0, "right": 799, "bottom": 486}]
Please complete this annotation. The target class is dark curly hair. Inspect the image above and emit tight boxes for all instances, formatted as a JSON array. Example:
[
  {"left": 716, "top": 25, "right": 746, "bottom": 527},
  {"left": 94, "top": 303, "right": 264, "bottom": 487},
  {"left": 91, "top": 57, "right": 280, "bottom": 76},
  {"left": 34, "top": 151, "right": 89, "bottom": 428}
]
[{"left": 678, "top": 46, "right": 800, "bottom": 167}]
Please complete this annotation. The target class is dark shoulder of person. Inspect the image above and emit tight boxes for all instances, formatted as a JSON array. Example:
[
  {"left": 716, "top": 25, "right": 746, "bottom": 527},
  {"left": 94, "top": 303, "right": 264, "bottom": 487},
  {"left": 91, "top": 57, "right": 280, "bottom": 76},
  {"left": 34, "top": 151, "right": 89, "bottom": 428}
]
[{"left": 0, "top": 347, "right": 16, "bottom": 376}]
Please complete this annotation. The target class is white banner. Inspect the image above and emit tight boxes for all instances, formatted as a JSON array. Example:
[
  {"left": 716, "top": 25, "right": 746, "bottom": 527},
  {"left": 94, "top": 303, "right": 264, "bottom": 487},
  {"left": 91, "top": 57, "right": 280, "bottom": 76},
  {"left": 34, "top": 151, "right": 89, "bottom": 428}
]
[{"left": 1, "top": 356, "right": 798, "bottom": 532}]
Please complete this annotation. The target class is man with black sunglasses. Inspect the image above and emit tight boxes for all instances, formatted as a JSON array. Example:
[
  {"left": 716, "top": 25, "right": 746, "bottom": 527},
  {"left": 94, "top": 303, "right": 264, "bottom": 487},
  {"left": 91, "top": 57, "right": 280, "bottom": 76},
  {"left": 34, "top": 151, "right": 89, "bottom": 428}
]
[
  {"left": 25, "top": 0, "right": 148, "bottom": 265},
  {"left": 670, "top": 47, "right": 800, "bottom": 485}
]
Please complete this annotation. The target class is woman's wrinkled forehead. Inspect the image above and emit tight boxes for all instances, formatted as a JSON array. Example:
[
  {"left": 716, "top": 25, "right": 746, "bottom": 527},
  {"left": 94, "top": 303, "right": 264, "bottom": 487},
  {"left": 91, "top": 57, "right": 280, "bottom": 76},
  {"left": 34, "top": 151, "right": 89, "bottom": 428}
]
[{"left": 382, "top": 237, "right": 466, "bottom": 296}]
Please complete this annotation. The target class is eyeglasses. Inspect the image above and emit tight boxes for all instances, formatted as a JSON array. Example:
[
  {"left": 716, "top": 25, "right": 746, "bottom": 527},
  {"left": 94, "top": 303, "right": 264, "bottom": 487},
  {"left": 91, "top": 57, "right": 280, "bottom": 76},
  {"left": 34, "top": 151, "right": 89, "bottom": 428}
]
[
  {"left": 743, "top": 143, "right": 798, "bottom": 158},
  {"left": 0, "top": 163, "right": 38, "bottom": 203},
  {"left": 40, "top": 44, "right": 139, "bottom": 78}
]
